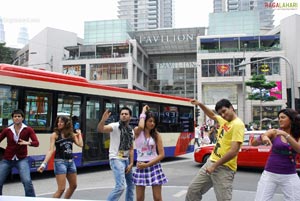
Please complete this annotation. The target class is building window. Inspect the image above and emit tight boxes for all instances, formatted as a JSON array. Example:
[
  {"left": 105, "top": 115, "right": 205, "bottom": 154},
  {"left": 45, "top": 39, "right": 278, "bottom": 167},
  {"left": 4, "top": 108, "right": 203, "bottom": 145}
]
[
  {"left": 250, "top": 57, "right": 280, "bottom": 75},
  {"left": 201, "top": 58, "right": 243, "bottom": 77},
  {"left": 90, "top": 63, "right": 128, "bottom": 81},
  {"left": 252, "top": 105, "right": 281, "bottom": 129}
]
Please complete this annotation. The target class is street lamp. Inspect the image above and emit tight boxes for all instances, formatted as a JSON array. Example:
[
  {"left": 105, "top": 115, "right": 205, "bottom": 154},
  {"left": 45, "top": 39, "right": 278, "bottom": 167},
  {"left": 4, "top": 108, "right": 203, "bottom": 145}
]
[
  {"left": 241, "top": 43, "right": 247, "bottom": 123},
  {"left": 234, "top": 56, "right": 295, "bottom": 109}
]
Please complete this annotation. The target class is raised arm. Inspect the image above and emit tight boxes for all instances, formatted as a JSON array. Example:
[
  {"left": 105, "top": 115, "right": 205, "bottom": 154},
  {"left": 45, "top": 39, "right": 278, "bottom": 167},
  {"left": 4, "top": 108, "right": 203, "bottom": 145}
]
[
  {"left": 133, "top": 105, "right": 149, "bottom": 138},
  {"left": 190, "top": 99, "right": 217, "bottom": 121},
  {"left": 74, "top": 129, "right": 83, "bottom": 147},
  {"left": 97, "top": 109, "right": 113, "bottom": 133},
  {"left": 251, "top": 129, "right": 275, "bottom": 146}
]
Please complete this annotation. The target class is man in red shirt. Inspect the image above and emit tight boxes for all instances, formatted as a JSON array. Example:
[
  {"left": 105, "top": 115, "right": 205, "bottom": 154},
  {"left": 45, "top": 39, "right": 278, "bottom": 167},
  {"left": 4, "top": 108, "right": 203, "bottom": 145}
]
[{"left": 0, "top": 109, "right": 39, "bottom": 197}]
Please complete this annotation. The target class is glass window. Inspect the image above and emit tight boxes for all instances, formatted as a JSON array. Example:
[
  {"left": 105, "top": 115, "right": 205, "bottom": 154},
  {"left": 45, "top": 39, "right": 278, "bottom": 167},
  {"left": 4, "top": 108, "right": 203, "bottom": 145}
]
[
  {"left": 25, "top": 91, "right": 53, "bottom": 131},
  {"left": 220, "top": 37, "right": 239, "bottom": 51},
  {"left": 119, "top": 100, "right": 139, "bottom": 128},
  {"left": 0, "top": 86, "right": 18, "bottom": 130},
  {"left": 250, "top": 57, "right": 280, "bottom": 75},
  {"left": 90, "top": 63, "right": 128, "bottom": 81},
  {"left": 57, "top": 94, "right": 81, "bottom": 122},
  {"left": 252, "top": 106, "right": 281, "bottom": 129},
  {"left": 200, "top": 38, "right": 219, "bottom": 52},
  {"left": 179, "top": 106, "right": 194, "bottom": 132}
]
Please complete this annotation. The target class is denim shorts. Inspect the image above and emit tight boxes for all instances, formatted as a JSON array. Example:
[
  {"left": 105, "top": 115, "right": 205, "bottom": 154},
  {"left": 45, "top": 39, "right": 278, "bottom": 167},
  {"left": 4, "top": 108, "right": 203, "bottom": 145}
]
[{"left": 54, "top": 159, "right": 77, "bottom": 175}]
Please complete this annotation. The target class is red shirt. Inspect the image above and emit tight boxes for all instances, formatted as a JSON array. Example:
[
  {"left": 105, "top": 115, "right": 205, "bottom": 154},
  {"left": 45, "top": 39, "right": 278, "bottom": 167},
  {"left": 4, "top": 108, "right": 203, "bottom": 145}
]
[{"left": 0, "top": 124, "right": 39, "bottom": 160}]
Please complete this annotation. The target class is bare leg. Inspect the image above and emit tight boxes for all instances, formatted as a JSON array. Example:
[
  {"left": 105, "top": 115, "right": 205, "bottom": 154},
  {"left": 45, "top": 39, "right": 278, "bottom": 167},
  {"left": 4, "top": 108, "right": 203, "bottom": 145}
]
[
  {"left": 53, "top": 174, "right": 66, "bottom": 198},
  {"left": 64, "top": 173, "right": 77, "bottom": 199},
  {"left": 152, "top": 185, "right": 162, "bottom": 201},
  {"left": 136, "top": 185, "right": 146, "bottom": 201}
]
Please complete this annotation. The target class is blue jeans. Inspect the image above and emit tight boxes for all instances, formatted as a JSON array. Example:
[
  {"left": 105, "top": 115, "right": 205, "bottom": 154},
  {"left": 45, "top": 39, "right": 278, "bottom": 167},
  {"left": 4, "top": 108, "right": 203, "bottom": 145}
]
[
  {"left": 54, "top": 159, "right": 77, "bottom": 175},
  {"left": 107, "top": 158, "right": 134, "bottom": 201},
  {"left": 0, "top": 158, "right": 35, "bottom": 197}
]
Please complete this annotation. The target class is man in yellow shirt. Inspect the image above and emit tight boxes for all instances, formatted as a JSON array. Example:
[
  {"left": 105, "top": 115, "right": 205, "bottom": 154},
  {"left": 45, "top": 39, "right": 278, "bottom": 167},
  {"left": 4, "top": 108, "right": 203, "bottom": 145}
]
[{"left": 186, "top": 99, "right": 245, "bottom": 201}]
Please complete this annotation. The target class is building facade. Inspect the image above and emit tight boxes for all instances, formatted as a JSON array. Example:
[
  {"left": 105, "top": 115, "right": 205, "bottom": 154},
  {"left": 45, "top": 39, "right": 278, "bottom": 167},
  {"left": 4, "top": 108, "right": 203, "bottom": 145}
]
[
  {"left": 208, "top": 11, "right": 261, "bottom": 35},
  {"left": 117, "top": 0, "right": 174, "bottom": 31},
  {"left": 84, "top": 19, "right": 133, "bottom": 45},
  {"left": 0, "top": 17, "right": 5, "bottom": 43},
  {"left": 213, "top": 0, "right": 274, "bottom": 30},
  {"left": 13, "top": 15, "right": 300, "bottom": 126},
  {"left": 197, "top": 34, "right": 287, "bottom": 127}
]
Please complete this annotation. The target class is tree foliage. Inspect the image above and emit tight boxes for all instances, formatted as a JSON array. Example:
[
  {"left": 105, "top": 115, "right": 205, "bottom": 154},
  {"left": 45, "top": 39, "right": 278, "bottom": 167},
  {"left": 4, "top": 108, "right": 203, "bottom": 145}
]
[
  {"left": 245, "top": 74, "right": 277, "bottom": 102},
  {"left": 0, "top": 43, "right": 13, "bottom": 64}
]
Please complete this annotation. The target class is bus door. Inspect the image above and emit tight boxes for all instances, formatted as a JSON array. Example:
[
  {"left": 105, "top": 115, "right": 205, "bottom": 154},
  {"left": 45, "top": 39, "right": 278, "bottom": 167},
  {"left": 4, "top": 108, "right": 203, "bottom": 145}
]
[
  {"left": 82, "top": 97, "right": 117, "bottom": 164},
  {"left": 83, "top": 96, "right": 103, "bottom": 164}
]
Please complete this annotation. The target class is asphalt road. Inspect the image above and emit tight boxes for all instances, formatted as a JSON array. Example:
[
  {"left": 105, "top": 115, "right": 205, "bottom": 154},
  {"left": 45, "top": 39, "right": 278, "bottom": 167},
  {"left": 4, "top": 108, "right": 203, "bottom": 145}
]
[{"left": 2, "top": 153, "right": 284, "bottom": 201}]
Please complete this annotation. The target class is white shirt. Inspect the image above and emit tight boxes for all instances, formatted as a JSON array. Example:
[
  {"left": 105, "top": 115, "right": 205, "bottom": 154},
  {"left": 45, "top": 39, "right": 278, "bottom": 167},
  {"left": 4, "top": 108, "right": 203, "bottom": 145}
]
[
  {"left": 195, "top": 127, "right": 200, "bottom": 139},
  {"left": 108, "top": 122, "right": 134, "bottom": 160}
]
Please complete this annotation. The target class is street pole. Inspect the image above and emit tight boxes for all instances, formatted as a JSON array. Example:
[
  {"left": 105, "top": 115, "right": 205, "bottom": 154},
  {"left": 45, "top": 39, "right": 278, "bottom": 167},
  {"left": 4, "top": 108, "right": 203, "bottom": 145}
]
[
  {"left": 242, "top": 43, "right": 247, "bottom": 123},
  {"left": 234, "top": 56, "right": 295, "bottom": 109}
]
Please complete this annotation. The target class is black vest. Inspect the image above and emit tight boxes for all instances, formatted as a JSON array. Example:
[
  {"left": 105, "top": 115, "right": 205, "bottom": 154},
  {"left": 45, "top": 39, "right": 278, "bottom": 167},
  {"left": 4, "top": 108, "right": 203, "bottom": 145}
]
[{"left": 55, "top": 132, "right": 74, "bottom": 159}]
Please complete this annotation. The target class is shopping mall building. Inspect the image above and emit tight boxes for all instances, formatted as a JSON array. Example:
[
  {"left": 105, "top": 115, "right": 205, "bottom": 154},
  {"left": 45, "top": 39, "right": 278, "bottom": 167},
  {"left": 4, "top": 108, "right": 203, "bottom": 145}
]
[{"left": 14, "top": 15, "right": 300, "bottom": 127}]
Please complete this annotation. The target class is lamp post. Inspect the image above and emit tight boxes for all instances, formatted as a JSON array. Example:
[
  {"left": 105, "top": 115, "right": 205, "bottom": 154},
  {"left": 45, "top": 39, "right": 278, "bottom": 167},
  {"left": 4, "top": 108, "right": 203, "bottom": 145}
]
[
  {"left": 242, "top": 43, "right": 247, "bottom": 123},
  {"left": 234, "top": 56, "right": 295, "bottom": 110}
]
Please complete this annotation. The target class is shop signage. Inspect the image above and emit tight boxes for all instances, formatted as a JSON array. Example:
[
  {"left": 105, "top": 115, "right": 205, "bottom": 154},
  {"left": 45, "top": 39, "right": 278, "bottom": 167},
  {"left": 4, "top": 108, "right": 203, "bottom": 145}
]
[
  {"left": 138, "top": 34, "right": 195, "bottom": 44},
  {"left": 217, "top": 64, "right": 230, "bottom": 74}
]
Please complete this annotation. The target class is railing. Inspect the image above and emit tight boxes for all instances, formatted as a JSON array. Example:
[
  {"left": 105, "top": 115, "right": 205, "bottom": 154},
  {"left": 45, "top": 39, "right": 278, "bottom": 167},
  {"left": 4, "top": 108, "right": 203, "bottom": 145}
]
[
  {"left": 64, "top": 53, "right": 129, "bottom": 60},
  {"left": 198, "top": 47, "right": 281, "bottom": 54}
]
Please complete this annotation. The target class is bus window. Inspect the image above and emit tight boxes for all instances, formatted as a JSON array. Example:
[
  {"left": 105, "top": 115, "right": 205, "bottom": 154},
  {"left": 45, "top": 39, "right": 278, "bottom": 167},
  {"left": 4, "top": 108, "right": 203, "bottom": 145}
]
[
  {"left": 25, "top": 91, "right": 52, "bottom": 131},
  {"left": 158, "top": 105, "right": 179, "bottom": 132},
  {"left": 179, "top": 106, "right": 194, "bottom": 132},
  {"left": 104, "top": 101, "right": 117, "bottom": 124},
  {"left": 0, "top": 86, "right": 18, "bottom": 130},
  {"left": 142, "top": 103, "right": 159, "bottom": 117},
  {"left": 119, "top": 100, "right": 139, "bottom": 128},
  {"left": 57, "top": 94, "right": 81, "bottom": 118}
]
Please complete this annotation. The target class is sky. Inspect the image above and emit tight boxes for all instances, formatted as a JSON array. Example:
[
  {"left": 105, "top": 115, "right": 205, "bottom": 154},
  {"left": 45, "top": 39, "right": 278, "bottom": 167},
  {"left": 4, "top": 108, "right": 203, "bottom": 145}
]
[{"left": 0, "top": 0, "right": 299, "bottom": 47}]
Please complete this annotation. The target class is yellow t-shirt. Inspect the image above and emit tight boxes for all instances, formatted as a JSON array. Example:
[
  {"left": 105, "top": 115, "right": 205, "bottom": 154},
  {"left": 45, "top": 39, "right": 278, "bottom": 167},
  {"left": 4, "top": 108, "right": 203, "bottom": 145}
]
[{"left": 210, "top": 115, "right": 245, "bottom": 171}]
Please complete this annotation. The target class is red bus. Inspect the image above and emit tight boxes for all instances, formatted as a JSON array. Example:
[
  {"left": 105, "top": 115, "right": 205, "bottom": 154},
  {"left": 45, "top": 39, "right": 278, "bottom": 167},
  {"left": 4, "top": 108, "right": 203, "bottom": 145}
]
[{"left": 0, "top": 64, "right": 195, "bottom": 174}]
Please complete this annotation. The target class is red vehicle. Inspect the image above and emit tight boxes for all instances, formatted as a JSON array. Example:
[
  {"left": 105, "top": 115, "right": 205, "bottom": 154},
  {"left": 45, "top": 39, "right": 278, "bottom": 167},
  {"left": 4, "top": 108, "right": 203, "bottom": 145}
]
[{"left": 194, "top": 130, "right": 300, "bottom": 169}]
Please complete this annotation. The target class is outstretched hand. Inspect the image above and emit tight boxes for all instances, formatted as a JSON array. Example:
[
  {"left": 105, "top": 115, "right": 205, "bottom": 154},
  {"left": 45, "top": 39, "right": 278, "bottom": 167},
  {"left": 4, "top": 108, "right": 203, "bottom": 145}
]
[
  {"left": 101, "top": 109, "right": 111, "bottom": 122},
  {"left": 142, "top": 105, "right": 150, "bottom": 113},
  {"left": 190, "top": 99, "right": 200, "bottom": 106}
]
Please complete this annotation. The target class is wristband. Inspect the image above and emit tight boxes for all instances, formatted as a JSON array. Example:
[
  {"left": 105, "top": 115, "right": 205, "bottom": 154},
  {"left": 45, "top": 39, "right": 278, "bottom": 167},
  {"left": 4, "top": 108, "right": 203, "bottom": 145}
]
[
  {"left": 40, "top": 162, "right": 47, "bottom": 169},
  {"left": 139, "top": 113, "right": 146, "bottom": 120}
]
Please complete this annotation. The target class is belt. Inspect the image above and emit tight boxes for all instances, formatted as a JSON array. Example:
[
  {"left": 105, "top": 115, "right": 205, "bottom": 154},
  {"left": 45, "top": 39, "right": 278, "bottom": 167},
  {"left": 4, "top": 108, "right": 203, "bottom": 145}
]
[{"left": 54, "top": 158, "right": 73, "bottom": 162}]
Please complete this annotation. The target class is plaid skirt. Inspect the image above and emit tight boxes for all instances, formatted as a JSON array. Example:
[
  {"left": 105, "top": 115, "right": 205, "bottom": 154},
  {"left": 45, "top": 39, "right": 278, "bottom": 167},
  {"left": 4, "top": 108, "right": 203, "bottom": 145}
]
[{"left": 133, "top": 162, "right": 168, "bottom": 186}]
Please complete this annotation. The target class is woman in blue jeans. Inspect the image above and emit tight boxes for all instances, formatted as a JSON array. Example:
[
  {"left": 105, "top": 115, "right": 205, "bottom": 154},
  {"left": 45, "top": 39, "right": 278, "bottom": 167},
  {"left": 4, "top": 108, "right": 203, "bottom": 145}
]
[{"left": 38, "top": 115, "right": 83, "bottom": 199}]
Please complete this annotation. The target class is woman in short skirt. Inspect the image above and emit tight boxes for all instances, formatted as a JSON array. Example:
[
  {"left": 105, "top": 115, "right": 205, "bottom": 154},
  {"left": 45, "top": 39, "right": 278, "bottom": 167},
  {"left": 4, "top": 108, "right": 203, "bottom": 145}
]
[{"left": 133, "top": 105, "right": 168, "bottom": 201}]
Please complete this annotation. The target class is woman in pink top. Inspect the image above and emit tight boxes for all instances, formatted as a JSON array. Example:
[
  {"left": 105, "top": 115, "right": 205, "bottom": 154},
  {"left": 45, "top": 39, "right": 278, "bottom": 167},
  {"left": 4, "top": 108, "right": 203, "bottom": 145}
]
[{"left": 133, "top": 105, "right": 168, "bottom": 201}]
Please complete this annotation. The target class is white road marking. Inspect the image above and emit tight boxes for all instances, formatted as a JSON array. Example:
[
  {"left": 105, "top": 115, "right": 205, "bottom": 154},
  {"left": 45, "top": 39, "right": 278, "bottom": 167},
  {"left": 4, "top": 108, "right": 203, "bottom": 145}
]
[{"left": 173, "top": 190, "right": 187, "bottom": 197}]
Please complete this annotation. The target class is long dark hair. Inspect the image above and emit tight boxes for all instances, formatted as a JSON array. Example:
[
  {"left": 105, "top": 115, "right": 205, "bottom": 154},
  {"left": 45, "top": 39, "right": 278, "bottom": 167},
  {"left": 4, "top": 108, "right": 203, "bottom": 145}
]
[
  {"left": 145, "top": 111, "right": 159, "bottom": 143},
  {"left": 278, "top": 108, "right": 300, "bottom": 140},
  {"left": 54, "top": 115, "right": 74, "bottom": 138}
]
